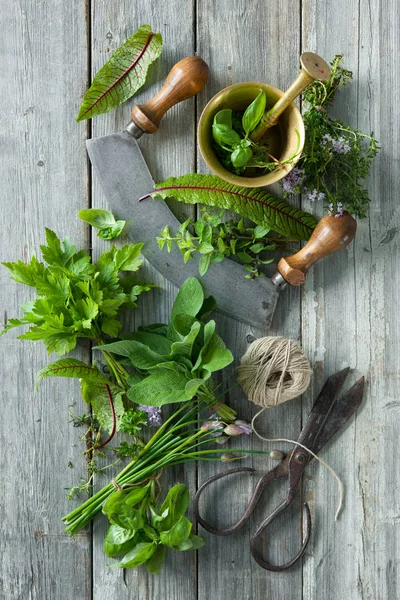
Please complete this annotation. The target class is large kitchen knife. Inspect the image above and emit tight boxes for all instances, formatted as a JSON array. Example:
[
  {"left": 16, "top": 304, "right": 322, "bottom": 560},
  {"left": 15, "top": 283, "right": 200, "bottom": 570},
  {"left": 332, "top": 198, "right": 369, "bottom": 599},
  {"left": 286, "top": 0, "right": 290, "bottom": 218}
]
[{"left": 87, "top": 56, "right": 357, "bottom": 330}]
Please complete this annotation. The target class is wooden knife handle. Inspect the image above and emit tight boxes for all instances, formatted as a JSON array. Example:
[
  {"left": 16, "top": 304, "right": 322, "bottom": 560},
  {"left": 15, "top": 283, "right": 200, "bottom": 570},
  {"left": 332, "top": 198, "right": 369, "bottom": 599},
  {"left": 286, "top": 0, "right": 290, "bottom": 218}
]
[
  {"left": 276, "top": 211, "right": 357, "bottom": 286},
  {"left": 131, "top": 56, "right": 209, "bottom": 134}
]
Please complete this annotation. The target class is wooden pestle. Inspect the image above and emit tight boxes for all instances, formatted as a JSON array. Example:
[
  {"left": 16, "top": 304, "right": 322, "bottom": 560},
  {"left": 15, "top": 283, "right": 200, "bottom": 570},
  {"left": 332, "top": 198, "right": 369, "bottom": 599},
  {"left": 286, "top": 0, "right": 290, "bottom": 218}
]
[
  {"left": 250, "top": 52, "right": 331, "bottom": 143},
  {"left": 129, "top": 56, "right": 209, "bottom": 136},
  {"left": 273, "top": 211, "right": 357, "bottom": 287}
]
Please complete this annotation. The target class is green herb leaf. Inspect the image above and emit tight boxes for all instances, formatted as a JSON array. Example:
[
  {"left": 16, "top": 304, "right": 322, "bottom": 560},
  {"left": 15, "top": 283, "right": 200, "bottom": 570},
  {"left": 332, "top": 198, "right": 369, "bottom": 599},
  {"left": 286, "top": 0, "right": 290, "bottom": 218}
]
[
  {"left": 110, "top": 542, "right": 157, "bottom": 569},
  {"left": 78, "top": 208, "right": 125, "bottom": 240},
  {"left": 104, "top": 527, "right": 140, "bottom": 558},
  {"left": 157, "top": 484, "right": 191, "bottom": 531},
  {"left": 36, "top": 358, "right": 109, "bottom": 387},
  {"left": 77, "top": 25, "right": 162, "bottom": 121},
  {"left": 213, "top": 109, "right": 233, "bottom": 128},
  {"left": 159, "top": 516, "right": 192, "bottom": 548},
  {"left": 127, "top": 371, "right": 190, "bottom": 406},
  {"left": 242, "top": 90, "right": 266, "bottom": 136},
  {"left": 150, "top": 174, "right": 317, "bottom": 239},
  {"left": 231, "top": 145, "right": 253, "bottom": 168},
  {"left": 170, "top": 277, "right": 204, "bottom": 321},
  {"left": 212, "top": 123, "right": 241, "bottom": 149},
  {"left": 145, "top": 544, "right": 166, "bottom": 574}
]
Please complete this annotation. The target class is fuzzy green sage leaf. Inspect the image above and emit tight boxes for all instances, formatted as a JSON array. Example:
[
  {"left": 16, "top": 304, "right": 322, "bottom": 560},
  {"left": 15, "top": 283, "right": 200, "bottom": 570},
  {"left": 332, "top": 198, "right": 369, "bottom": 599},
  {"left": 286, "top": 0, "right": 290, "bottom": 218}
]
[
  {"left": 147, "top": 174, "right": 317, "bottom": 240},
  {"left": 77, "top": 25, "right": 163, "bottom": 122}
]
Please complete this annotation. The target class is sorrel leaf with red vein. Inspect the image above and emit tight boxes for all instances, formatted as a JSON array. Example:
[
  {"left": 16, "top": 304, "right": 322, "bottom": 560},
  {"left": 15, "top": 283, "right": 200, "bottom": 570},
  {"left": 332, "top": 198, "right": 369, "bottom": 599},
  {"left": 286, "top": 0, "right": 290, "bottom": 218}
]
[
  {"left": 77, "top": 24, "right": 162, "bottom": 122},
  {"left": 147, "top": 174, "right": 317, "bottom": 240}
]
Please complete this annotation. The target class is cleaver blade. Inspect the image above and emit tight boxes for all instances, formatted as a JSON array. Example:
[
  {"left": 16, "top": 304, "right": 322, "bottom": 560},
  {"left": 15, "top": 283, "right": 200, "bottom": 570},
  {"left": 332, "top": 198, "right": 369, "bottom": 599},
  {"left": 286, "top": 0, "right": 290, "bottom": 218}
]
[{"left": 87, "top": 130, "right": 280, "bottom": 330}]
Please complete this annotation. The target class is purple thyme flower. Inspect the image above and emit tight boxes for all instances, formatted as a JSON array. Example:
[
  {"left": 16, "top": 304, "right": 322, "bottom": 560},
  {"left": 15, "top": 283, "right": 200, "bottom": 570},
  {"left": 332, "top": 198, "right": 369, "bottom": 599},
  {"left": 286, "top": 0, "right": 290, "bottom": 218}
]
[
  {"left": 323, "top": 134, "right": 351, "bottom": 154},
  {"left": 304, "top": 188, "right": 326, "bottom": 203},
  {"left": 138, "top": 405, "right": 162, "bottom": 427},
  {"left": 281, "top": 167, "right": 305, "bottom": 194},
  {"left": 334, "top": 202, "right": 344, "bottom": 218}
]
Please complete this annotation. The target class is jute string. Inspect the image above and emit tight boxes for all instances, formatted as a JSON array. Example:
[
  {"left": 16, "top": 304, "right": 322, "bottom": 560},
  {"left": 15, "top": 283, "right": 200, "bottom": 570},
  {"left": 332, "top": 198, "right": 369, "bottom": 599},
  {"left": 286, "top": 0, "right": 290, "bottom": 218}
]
[{"left": 237, "top": 336, "right": 343, "bottom": 520}]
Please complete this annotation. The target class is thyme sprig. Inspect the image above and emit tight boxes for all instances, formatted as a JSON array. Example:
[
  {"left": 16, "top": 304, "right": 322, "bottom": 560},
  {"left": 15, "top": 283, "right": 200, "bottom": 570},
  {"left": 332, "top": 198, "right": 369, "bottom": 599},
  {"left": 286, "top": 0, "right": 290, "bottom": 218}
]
[{"left": 281, "top": 55, "right": 379, "bottom": 218}]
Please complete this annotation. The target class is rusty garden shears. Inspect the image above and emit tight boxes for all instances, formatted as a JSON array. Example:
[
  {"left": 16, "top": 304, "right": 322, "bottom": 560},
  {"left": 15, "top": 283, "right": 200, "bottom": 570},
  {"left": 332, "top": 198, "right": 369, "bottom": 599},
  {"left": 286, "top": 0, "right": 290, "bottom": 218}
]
[{"left": 194, "top": 368, "right": 364, "bottom": 572}]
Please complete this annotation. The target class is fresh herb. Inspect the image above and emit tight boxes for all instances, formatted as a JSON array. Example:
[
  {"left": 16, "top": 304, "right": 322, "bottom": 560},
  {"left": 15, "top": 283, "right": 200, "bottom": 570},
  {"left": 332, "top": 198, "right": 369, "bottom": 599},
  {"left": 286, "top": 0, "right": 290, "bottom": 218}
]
[
  {"left": 95, "top": 277, "right": 236, "bottom": 420},
  {"left": 157, "top": 208, "right": 296, "bottom": 278},
  {"left": 78, "top": 208, "right": 126, "bottom": 240},
  {"left": 102, "top": 482, "right": 205, "bottom": 573},
  {"left": 144, "top": 173, "right": 317, "bottom": 240},
  {"left": 77, "top": 24, "right": 163, "bottom": 122},
  {"left": 1, "top": 228, "right": 153, "bottom": 356},
  {"left": 212, "top": 93, "right": 301, "bottom": 175},
  {"left": 62, "top": 398, "right": 258, "bottom": 537},
  {"left": 281, "top": 55, "right": 379, "bottom": 218}
]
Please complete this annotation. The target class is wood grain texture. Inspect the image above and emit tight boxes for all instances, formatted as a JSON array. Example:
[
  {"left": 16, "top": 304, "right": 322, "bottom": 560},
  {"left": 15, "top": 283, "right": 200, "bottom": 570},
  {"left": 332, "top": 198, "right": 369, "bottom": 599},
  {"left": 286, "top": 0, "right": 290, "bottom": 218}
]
[
  {"left": 1, "top": 0, "right": 399, "bottom": 598},
  {"left": 0, "top": 1, "right": 91, "bottom": 599},
  {"left": 302, "top": 0, "right": 400, "bottom": 598}
]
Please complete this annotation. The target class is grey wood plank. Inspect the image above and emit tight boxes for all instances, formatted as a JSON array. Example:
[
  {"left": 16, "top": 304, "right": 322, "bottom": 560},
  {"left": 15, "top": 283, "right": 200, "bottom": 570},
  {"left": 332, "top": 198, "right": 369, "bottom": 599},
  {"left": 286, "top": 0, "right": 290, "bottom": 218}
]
[
  {"left": 196, "top": 1, "right": 304, "bottom": 598},
  {"left": 89, "top": 3, "right": 198, "bottom": 598},
  {"left": 0, "top": 1, "right": 91, "bottom": 599},
  {"left": 302, "top": 1, "right": 400, "bottom": 598}
]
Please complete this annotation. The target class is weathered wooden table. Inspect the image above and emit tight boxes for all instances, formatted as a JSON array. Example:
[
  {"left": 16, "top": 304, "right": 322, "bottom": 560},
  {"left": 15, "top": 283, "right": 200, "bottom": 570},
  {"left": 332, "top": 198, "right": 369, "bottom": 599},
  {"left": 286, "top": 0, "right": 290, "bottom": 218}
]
[{"left": 2, "top": 1, "right": 399, "bottom": 598}]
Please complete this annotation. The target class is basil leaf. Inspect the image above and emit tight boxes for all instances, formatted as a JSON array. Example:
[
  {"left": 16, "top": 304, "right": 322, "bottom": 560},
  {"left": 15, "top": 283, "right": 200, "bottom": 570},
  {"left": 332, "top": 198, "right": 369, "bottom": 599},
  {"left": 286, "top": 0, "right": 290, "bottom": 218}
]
[
  {"left": 159, "top": 516, "right": 192, "bottom": 548},
  {"left": 102, "top": 487, "right": 149, "bottom": 519},
  {"left": 173, "top": 534, "right": 205, "bottom": 551},
  {"left": 213, "top": 108, "right": 233, "bottom": 128},
  {"left": 158, "top": 484, "right": 190, "bottom": 531},
  {"left": 212, "top": 123, "right": 241, "bottom": 149},
  {"left": 104, "top": 528, "right": 140, "bottom": 558},
  {"left": 242, "top": 90, "right": 266, "bottom": 136},
  {"left": 145, "top": 544, "right": 166, "bottom": 575},
  {"left": 110, "top": 542, "right": 157, "bottom": 569},
  {"left": 231, "top": 146, "right": 253, "bottom": 168},
  {"left": 78, "top": 208, "right": 117, "bottom": 229},
  {"left": 97, "top": 221, "right": 126, "bottom": 240}
]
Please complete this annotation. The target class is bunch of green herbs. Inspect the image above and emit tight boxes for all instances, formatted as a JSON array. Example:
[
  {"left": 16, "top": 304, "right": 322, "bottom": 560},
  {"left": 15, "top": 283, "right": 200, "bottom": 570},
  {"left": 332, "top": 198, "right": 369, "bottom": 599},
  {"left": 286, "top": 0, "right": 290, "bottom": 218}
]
[
  {"left": 281, "top": 54, "right": 379, "bottom": 218},
  {"left": 158, "top": 208, "right": 297, "bottom": 278},
  {"left": 102, "top": 482, "right": 204, "bottom": 573}
]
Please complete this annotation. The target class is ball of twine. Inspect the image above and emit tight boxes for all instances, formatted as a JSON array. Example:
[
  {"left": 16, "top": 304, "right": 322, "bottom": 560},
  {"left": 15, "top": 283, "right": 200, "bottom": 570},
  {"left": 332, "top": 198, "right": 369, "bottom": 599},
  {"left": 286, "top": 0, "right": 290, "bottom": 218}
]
[{"left": 237, "top": 336, "right": 312, "bottom": 407}]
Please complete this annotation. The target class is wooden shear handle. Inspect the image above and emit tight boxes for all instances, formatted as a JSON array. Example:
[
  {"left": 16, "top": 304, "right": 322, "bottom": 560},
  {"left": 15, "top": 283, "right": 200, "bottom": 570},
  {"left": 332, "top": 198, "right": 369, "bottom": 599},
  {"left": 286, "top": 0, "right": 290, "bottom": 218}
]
[
  {"left": 131, "top": 56, "right": 209, "bottom": 134},
  {"left": 277, "top": 211, "right": 357, "bottom": 286}
]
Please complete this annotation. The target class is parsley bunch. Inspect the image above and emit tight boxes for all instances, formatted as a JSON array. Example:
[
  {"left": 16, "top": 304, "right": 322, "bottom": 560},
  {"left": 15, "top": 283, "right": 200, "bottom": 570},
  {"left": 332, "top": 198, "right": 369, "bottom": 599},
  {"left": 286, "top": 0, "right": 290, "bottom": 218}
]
[{"left": 281, "top": 55, "right": 379, "bottom": 218}]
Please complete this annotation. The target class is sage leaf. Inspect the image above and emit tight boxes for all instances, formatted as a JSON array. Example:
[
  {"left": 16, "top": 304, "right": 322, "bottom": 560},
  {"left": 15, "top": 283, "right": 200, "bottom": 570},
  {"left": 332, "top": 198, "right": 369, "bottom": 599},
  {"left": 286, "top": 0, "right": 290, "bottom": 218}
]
[
  {"left": 149, "top": 174, "right": 317, "bottom": 240},
  {"left": 77, "top": 25, "right": 162, "bottom": 121},
  {"left": 242, "top": 90, "right": 266, "bottom": 136},
  {"left": 127, "top": 371, "right": 190, "bottom": 406},
  {"left": 171, "top": 277, "right": 204, "bottom": 321}
]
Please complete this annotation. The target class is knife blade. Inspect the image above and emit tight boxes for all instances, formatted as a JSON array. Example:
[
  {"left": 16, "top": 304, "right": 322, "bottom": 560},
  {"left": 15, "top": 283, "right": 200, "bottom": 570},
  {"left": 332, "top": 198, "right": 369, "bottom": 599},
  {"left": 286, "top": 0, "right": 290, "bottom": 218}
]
[{"left": 87, "top": 56, "right": 357, "bottom": 330}]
